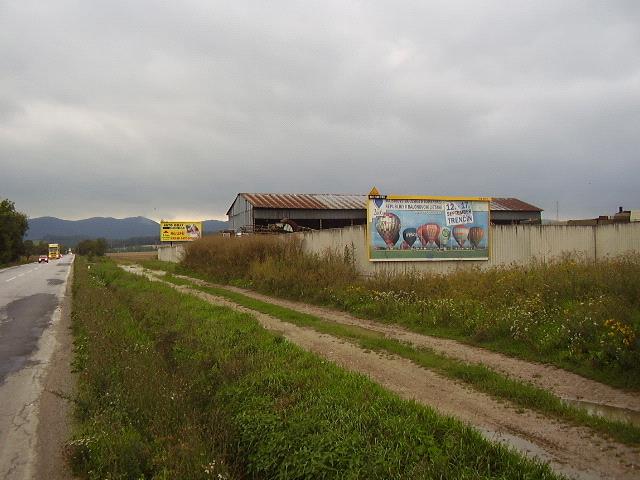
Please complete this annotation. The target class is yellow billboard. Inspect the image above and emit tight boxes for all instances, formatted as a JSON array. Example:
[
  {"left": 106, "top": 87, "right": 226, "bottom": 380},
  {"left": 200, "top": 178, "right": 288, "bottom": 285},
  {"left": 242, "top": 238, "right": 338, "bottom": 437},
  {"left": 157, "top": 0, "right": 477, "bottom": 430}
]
[{"left": 160, "top": 221, "right": 203, "bottom": 242}]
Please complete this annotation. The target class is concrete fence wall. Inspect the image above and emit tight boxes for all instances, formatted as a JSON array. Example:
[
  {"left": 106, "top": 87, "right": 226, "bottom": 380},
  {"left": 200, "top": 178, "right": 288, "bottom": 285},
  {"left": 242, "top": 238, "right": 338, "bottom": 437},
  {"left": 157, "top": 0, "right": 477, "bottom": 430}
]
[
  {"left": 156, "top": 223, "right": 640, "bottom": 273},
  {"left": 158, "top": 244, "right": 186, "bottom": 263},
  {"left": 297, "top": 223, "right": 640, "bottom": 276}
]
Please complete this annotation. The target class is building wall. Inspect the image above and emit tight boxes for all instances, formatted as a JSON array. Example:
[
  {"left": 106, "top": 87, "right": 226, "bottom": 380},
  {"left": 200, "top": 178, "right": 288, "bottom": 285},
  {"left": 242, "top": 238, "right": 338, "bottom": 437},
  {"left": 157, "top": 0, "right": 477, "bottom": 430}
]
[
  {"left": 490, "top": 210, "right": 541, "bottom": 224},
  {"left": 296, "top": 223, "right": 640, "bottom": 276},
  {"left": 228, "top": 196, "right": 253, "bottom": 231},
  {"left": 253, "top": 208, "right": 366, "bottom": 221}
]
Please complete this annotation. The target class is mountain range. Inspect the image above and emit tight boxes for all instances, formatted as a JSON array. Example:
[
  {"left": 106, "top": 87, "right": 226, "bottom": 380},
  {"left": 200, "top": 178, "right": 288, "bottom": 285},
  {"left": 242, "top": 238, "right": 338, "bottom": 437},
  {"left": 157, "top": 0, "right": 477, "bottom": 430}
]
[{"left": 26, "top": 216, "right": 228, "bottom": 243}]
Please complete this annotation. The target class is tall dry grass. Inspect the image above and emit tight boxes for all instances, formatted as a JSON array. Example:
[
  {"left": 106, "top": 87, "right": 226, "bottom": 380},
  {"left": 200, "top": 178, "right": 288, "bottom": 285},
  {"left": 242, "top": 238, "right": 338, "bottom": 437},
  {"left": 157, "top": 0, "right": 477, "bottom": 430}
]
[
  {"left": 183, "top": 235, "right": 358, "bottom": 299},
  {"left": 183, "top": 235, "right": 296, "bottom": 281}
]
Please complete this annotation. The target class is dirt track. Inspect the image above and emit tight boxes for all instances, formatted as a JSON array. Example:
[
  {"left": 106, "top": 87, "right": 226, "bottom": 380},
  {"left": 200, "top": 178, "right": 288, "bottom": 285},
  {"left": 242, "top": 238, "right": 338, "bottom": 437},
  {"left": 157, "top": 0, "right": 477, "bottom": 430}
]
[
  {"left": 178, "top": 275, "right": 640, "bottom": 413},
  {"left": 123, "top": 265, "right": 640, "bottom": 480}
]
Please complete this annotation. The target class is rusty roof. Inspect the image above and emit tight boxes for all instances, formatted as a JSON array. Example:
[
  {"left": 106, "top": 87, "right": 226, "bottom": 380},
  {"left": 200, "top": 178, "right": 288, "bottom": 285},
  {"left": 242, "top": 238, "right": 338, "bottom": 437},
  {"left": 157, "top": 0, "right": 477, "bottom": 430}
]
[
  {"left": 228, "top": 193, "right": 542, "bottom": 214},
  {"left": 490, "top": 198, "right": 543, "bottom": 212},
  {"left": 238, "top": 193, "right": 368, "bottom": 210}
]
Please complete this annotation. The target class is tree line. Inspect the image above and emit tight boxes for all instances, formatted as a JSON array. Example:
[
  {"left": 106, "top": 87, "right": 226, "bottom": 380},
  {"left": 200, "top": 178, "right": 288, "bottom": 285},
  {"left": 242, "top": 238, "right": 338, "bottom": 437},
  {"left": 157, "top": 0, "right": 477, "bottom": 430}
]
[
  {"left": 75, "top": 238, "right": 107, "bottom": 256},
  {"left": 0, "top": 199, "right": 28, "bottom": 264}
]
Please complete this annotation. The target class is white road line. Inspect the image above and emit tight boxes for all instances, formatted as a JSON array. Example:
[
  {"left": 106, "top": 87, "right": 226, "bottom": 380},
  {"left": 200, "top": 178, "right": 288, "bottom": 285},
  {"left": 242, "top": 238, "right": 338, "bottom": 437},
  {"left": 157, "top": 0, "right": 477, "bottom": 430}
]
[{"left": 5, "top": 276, "right": 17, "bottom": 282}]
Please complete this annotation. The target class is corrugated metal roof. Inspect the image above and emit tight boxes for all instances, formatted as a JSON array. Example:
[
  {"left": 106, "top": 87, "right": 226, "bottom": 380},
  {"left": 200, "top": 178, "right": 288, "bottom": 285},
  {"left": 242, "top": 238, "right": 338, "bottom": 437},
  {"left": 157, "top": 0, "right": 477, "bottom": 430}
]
[
  {"left": 240, "top": 193, "right": 368, "bottom": 210},
  {"left": 490, "top": 198, "right": 543, "bottom": 212},
  {"left": 229, "top": 193, "right": 542, "bottom": 213}
]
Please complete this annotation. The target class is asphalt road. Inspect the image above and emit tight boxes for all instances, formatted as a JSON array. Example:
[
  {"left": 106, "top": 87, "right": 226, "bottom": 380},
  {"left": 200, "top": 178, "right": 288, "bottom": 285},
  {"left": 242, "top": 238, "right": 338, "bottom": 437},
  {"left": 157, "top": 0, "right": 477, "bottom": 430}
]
[{"left": 0, "top": 256, "right": 74, "bottom": 479}]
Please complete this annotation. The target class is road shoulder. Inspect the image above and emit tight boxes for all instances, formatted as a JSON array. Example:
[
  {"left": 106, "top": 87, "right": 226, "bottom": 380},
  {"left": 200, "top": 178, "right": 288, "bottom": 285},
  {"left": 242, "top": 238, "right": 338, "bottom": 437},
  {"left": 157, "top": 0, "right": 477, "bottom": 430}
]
[{"left": 35, "top": 265, "right": 76, "bottom": 480}]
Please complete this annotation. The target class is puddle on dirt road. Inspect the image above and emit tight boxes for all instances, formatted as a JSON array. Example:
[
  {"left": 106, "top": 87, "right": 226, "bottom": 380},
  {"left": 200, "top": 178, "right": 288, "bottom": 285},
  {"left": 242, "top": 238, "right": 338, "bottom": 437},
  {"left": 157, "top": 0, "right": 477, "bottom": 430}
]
[{"left": 563, "top": 398, "right": 640, "bottom": 426}]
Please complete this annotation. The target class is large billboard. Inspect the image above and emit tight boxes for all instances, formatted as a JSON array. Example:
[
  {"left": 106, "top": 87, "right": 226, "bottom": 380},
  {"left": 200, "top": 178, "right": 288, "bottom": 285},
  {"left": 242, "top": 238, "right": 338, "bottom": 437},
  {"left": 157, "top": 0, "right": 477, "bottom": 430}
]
[
  {"left": 367, "top": 192, "right": 490, "bottom": 261},
  {"left": 160, "top": 221, "right": 203, "bottom": 242}
]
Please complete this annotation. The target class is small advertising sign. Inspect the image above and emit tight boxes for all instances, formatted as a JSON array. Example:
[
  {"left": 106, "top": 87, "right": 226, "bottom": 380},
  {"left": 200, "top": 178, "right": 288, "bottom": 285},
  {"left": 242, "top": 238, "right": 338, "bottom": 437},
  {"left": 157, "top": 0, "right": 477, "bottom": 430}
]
[
  {"left": 367, "top": 190, "right": 491, "bottom": 262},
  {"left": 160, "top": 221, "right": 203, "bottom": 242}
]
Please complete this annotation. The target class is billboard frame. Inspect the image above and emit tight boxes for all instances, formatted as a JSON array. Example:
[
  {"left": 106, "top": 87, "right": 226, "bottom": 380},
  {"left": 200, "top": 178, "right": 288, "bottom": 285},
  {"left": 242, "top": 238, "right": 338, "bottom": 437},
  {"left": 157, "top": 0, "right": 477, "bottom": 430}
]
[
  {"left": 366, "top": 191, "right": 492, "bottom": 262},
  {"left": 160, "top": 221, "right": 203, "bottom": 242}
]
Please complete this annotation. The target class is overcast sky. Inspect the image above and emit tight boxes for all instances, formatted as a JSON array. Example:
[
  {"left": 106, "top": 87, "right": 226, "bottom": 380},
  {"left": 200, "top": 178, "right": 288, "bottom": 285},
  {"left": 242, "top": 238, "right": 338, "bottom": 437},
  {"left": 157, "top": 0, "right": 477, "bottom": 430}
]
[{"left": 1, "top": 1, "right": 639, "bottom": 221}]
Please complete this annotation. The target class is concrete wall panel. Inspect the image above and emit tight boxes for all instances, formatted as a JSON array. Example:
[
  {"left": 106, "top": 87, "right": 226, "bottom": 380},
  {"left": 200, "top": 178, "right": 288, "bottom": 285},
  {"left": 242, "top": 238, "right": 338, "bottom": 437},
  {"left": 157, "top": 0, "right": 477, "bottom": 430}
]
[{"left": 298, "top": 223, "right": 640, "bottom": 275}]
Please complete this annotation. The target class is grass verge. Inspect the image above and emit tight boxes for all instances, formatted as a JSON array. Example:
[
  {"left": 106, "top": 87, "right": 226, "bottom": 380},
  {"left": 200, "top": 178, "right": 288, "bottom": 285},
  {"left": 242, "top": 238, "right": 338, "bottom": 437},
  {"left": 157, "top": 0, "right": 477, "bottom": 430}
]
[
  {"left": 158, "top": 271, "right": 640, "bottom": 447},
  {"left": 69, "top": 257, "right": 561, "bottom": 479}
]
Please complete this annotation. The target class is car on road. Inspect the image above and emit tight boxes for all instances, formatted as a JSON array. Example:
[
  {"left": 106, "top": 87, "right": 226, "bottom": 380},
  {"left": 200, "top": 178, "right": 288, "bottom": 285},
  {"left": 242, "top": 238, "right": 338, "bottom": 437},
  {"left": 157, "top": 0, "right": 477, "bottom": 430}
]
[{"left": 38, "top": 255, "right": 49, "bottom": 263}]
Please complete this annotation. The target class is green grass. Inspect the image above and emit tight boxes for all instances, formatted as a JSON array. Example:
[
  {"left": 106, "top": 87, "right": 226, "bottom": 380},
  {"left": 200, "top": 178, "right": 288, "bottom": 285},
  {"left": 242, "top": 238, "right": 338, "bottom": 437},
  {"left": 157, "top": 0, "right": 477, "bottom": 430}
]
[
  {"left": 158, "top": 271, "right": 640, "bottom": 447},
  {"left": 70, "top": 257, "right": 561, "bottom": 479}
]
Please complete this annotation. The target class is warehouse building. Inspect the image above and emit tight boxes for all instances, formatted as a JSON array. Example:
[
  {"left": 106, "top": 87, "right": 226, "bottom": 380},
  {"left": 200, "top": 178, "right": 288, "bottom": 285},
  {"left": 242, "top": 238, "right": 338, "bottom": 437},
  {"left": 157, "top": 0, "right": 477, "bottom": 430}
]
[
  {"left": 489, "top": 198, "right": 543, "bottom": 225},
  {"left": 227, "top": 193, "right": 367, "bottom": 232},
  {"left": 227, "top": 193, "right": 543, "bottom": 232}
]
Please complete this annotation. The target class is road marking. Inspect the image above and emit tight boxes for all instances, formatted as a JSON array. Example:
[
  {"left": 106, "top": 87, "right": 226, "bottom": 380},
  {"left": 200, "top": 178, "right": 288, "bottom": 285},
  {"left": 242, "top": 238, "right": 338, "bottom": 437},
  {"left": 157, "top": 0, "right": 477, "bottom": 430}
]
[{"left": 5, "top": 276, "right": 17, "bottom": 282}]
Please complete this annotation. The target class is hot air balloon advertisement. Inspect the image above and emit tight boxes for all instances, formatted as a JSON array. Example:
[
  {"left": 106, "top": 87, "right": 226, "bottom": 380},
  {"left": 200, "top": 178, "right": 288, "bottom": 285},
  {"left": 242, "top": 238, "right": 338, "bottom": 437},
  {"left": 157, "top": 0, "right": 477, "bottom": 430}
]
[
  {"left": 452, "top": 225, "right": 470, "bottom": 249},
  {"left": 402, "top": 228, "right": 418, "bottom": 248},
  {"left": 417, "top": 223, "right": 440, "bottom": 248},
  {"left": 368, "top": 193, "right": 490, "bottom": 261},
  {"left": 437, "top": 226, "right": 451, "bottom": 249},
  {"left": 468, "top": 226, "right": 485, "bottom": 249},
  {"left": 375, "top": 213, "right": 401, "bottom": 249}
]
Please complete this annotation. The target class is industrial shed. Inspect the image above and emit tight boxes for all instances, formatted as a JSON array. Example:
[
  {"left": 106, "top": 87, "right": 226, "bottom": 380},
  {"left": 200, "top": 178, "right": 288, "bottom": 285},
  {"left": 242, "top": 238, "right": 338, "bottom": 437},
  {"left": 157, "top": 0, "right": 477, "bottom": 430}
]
[
  {"left": 227, "top": 193, "right": 367, "bottom": 232},
  {"left": 227, "top": 193, "right": 542, "bottom": 232},
  {"left": 489, "top": 198, "right": 543, "bottom": 225}
]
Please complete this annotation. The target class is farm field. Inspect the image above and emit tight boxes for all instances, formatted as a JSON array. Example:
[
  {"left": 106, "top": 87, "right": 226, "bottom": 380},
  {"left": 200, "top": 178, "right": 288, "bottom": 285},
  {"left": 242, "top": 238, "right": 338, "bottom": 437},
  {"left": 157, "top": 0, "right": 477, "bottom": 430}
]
[
  {"left": 69, "top": 257, "right": 561, "bottom": 479},
  {"left": 106, "top": 251, "right": 157, "bottom": 262},
  {"left": 120, "top": 261, "right": 640, "bottom": 479}
]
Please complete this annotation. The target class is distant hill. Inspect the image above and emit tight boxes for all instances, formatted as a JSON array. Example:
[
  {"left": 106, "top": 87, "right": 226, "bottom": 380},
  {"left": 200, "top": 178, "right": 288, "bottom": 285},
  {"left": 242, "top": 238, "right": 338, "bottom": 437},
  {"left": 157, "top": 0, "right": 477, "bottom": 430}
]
[
  {"left": 203, "top": 219, "right": 228, "bottom": 233},
  {"left": 27, "top": 216, "right": 228, "bottom": 244}
]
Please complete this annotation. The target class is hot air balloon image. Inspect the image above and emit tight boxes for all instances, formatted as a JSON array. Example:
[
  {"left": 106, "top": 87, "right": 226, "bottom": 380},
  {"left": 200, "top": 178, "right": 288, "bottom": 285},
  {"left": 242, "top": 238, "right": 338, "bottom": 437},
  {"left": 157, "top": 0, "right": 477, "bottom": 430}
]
[
  {"left": 402, "top": 228, "right": 417, "bottom": 248},
  {"left": 437, "top": 226, "right": 451, "bottom": 248},
  {"left": 417, "top": 223, "right": 440, "bottom": 247},
  {"left": 375, "top": 213, "right": 401, "bottom": 249},
  {"left": 401, "top": 241, "right": 410, "bottom": 250},
  {"left": 468, "top": 227, "right": 484, "bottom": 248},
  {"left": 452, "top": 225, "right": 469, "bottom": 248}
]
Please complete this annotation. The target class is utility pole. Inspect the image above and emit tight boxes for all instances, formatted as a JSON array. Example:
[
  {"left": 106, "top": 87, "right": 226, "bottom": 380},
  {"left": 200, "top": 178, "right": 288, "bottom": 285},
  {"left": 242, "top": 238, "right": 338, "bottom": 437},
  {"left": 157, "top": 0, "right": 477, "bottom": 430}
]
[{"left": 556, "top": 201, "right": 559, "bottom": 222}]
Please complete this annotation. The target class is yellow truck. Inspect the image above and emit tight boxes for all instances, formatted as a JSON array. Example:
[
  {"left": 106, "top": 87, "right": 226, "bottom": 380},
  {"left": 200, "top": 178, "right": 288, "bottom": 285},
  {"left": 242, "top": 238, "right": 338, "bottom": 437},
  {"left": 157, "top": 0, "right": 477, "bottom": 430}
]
[{"left": 48, "top": 243, "right": 60, "bottom": 260}]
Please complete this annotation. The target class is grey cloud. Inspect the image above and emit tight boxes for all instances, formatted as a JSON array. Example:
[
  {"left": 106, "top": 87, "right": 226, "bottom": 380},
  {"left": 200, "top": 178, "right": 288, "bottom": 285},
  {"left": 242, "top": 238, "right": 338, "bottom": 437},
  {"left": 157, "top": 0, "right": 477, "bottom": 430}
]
[{"left": 1, "top": 0, "right": 639, "bottom": 221}]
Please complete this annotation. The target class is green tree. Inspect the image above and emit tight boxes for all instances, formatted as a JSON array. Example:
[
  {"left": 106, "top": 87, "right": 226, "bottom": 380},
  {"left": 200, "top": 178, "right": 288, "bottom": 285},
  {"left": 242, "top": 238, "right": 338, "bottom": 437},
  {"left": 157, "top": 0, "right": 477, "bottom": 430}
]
[
  {"left": 76, "top": 238, "right": 107, "bottom": 257},
  {"left": 0, "top": 199, "right": 28, "bottom": 264},
  {"left": 23, "top": 240, "right": 35, "bottom": 261}
]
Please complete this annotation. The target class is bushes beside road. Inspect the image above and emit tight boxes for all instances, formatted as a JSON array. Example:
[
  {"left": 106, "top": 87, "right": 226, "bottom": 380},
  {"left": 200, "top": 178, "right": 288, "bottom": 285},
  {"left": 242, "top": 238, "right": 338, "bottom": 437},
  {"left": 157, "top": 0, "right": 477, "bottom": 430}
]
[{"left": 69, "top": 257, "right": 558, "bottom": 479}]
